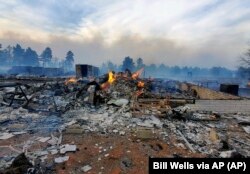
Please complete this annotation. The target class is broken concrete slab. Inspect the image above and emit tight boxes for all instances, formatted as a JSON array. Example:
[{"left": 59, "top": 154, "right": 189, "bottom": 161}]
[
  {"left": 136, "top": 128, "right": 154, "bottom": 139},
  {"left": 242, "top": 126, "right": 250, "bottom": 134},
  {"left": 81, "top": 165, "right": 92, "bottom": 172},
  {"left": 35, "top": 150, "right": 49, "bottom": 157},
  {"left": 36, "top": 137, "right": 51, "bottom": 143},
  {"left": 219, "top": 150, "right": 236, "bottom": 158},
  {"left": 12, "top": 131, "right": 26, "bottom": 135},
  {"left": 60, "top": 144, "right": 77, "bottom": 154},
  {"left": 119, "top": 131, "right": 126, "bottom": 136},
  {"left": 47, "top": 132, "right": 62, "bottom": 146},
  {"left": 64, "top": 120, "right": 77, "bottom": 126},
  {"left": 8, "top": 123, "right": 26, "bottom": 131},
  {"left": 54, "top": 156, "right": 69, "bottom": 163},
  {"left": 133, "top": 116, "right": 163, "bottom": 128},
  {"left": 107, "top": 98, "right": 129, "bottom": 106},
  {"left": 0, "top": 132, "right": 14, "bottom": 140},
  {"left": 65, "top": 128, "right": 84, "bottom": 134}
]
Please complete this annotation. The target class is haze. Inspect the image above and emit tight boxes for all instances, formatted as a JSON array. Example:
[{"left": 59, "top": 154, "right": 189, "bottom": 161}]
[{"left": 0, "top": 0, "right": 250, "bottom": 69}]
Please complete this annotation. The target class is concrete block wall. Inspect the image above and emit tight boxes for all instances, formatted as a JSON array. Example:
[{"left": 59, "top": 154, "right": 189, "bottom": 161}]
[
  {"left": 186, "top": 100, "right": 250, "bottom": 113},
  {"left": 179, "top": 83, "right": 241, "bottom": 100}
]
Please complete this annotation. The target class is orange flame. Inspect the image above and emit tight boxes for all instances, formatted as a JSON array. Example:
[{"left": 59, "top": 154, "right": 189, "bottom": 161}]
[
  {"left": 108, "top": 71, "right": 115, "bottom": 84},
  {"left": 137, "top": 81, "right": 144, "bottom": 88},
  {"left": 65, "top": 77, "right": 77, "bottom": 85},
  {"left": 132, "top": 68, "right": 144, "bottom": 80},
  {"left": 101, "top": 71, "right": 116, "bottom": 90}
]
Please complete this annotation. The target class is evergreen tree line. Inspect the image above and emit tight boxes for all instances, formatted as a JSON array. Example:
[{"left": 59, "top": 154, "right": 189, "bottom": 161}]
[
  {"left": 0, "top": 44, "right": 74, "bottom": 71},
  {"left": 100, "top": 56, "right": 242, "bottom": 79},
  {"left": 1, "top": 43, "right": 249, "bottom": 79}
]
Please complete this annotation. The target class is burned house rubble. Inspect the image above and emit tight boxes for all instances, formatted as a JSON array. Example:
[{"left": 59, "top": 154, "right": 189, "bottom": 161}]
[
  {"left": 8, "top": 66, "right": 65, "bottom": 77},
  {"left": 0, "top": 69, "right": 250, "bottom": 173}
]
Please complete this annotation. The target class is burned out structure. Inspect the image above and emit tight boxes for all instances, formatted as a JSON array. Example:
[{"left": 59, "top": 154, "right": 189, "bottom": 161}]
[{"left": 75, "top": 64, "right": 99, "bottom": 78}]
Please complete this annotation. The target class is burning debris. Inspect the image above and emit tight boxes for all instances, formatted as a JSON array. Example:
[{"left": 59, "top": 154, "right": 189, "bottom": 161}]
[
  {"left": 64, "top": 77, "right": 77, "bottom": 85},
  {"left": 132, "top": 67, "right": 144, "bottom": 80},
  {"left": 0, "top": 69, "right": 250, "bottom": 173}
]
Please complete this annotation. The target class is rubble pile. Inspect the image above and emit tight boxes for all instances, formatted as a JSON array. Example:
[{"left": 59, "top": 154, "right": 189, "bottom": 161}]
[{"left": 0, "top": 73, "right": 249, "bottom": 173}]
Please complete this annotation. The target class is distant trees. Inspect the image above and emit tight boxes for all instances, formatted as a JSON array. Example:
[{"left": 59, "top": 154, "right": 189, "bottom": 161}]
[
  {"left": 97, "top": 56, "right": 235, "bottom": 79},
  {"left": 0, "top": 46, "right": 9, "bottom": 65},
  {"left": 107, "top": 61, "right": 117, "bottom": 71},
  {"left": 1, "top": 44, "right": 39, "bottom": 66},
  {"left": 136, "top": 58, "right": 144, "bottom": 69},
  {"left": 23, "top": 47, "right": 39, "bottom": 66},
  {"left": 210, "top": 67, "right": 221, "bottom": 76},
  {"left": 240, "top": 48, "right": 250, "bottom": 67},
  {"left": 172, "top": 66, "right": 181, "bottom": 75},
  {"left": 0, "top": 53, "right": 5, "bottom": 65},
  {"left": 64, "top": 50, "right": 74, "bottom": 71},
  {"left": 238, "top": 47, "right": 250, "bottom": 79},
  {"left": 100, "top": 61, "right": 119, "bottom": 74},
  {"left": 0, "top": 43, "right": 75, "bottom": 72},
  {"left": 13, "top": 44, "right": 25, "bottom": 65},
  {"left": 144, "top": 64, "right": 156, "bottom": 77},
  {"left": 210, "top": 67, "right": 233, "bottom": 77},
  {"left": 40, "top": 47, "right": 52, "bottom": 67},
  {"left": 100, "top": 63, "right": 108, "bottom": 74},
  {"left": 100, "top": 57, "right": 144, "bottom": 74},
  {"left": 122, "top": 56, "right": 135, "bottom": 71},
  {"left": 237, "top": 67, "right": 250, "bottom": 79},
  {"left": 158, "top": 64, "right": 167, "bottom": 75}
]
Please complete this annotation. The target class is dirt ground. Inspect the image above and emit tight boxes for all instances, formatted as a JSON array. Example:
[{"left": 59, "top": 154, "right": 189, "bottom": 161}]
[{"left": 0, "top": 131, "right": 205, "bottom": 174}]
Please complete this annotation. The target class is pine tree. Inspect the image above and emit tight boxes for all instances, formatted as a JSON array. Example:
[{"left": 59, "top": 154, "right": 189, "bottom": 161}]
[
  {"left": 23, "top": 47, "right": 39, "bottom": 66},
  {"left": 64, "top": 50, "right": 74, "bottom": 71},
  {"left": 13, "top": 44, "right": 25, "bottom": 66},
  {"left": 41, "top": 47, "right": 52, "bottom": 67}
]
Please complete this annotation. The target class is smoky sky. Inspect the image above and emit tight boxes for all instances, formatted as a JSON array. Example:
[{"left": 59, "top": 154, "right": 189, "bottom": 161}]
[{"left": 0, "top": 0, "right": 250, "bottom": 69}]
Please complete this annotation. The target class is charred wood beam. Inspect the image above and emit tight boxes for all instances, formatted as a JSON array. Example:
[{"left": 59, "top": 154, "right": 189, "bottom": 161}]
[
  {"left": 177, "top": 130, "right": 196, "bottom": 153},
  {"left": 1, "top": 84, "right": 29, "bottom": 107},
  {"left": 18, "top": 86, "right": 28, "bottom": 101},
  {"left": 9, "top": 88, "right": 17, "bottom": 106}
]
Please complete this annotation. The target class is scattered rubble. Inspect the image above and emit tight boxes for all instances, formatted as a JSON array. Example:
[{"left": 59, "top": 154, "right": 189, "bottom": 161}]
[{"left": 0, "top": 73, "right": 249, "bottom": 173}]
